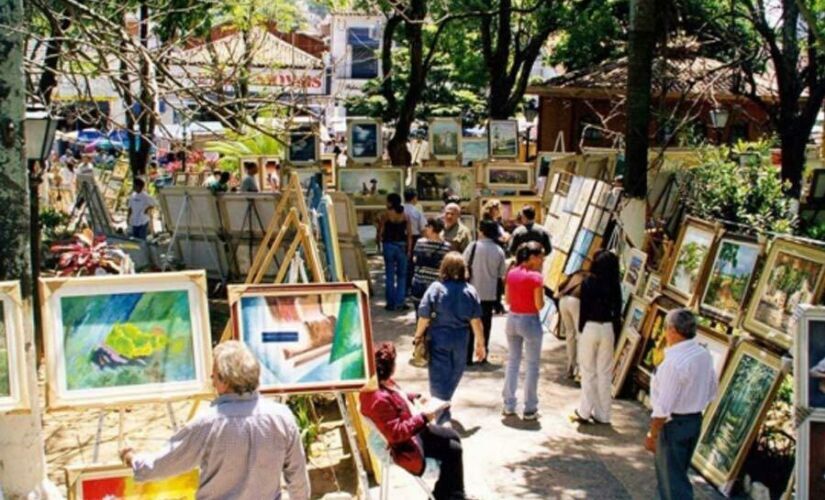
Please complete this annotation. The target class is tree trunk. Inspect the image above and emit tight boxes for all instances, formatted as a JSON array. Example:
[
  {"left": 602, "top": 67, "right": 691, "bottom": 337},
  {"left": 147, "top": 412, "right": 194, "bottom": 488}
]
[
  {"left": 779, "top": 130, "right": 807, "bottom": 199},
  {"left": 624, "top": 0, "right": 656, "bottom": 199},
  {"left": 37, "top": 16, "right": 71, "bottom": 105}
]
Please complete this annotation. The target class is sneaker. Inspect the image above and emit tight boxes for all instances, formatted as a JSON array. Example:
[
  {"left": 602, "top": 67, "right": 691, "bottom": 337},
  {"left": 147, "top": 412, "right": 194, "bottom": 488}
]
[
  {"left": 523, "top": 411, "right": 539, "bottom": 421},
  {"left": 501, "top": 408, "right": 516, "bottom": 417}
]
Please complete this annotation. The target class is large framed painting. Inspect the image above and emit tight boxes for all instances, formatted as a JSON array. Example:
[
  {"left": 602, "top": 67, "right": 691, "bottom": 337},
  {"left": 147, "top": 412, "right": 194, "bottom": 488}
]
[
  {"left": 347, "top": 119, "right": 383, "bottom": 164},
  {"left": 65, "top": 464, "right": 198, "bottom": 500},
  {"left": 461, "top": 137, "right": 488, "bottom": 166},
  {"left": 494, "top": 196, "right": 543, "bottom": 233},
  {"left": 611, "top": 327, "right": 641, "bottom": 398},
  {"left": 0, "top": 281, "right": 30, "bottom": 414},
  {"left": 699, "top": 234, "right": 763, "bottom": 324},
  {"left": 228, "top": 282, "right": 375, "bottom": 394},
  {"left": 336, "top": 168, "right": 405, "bottom": 209},
  {"left": 428, "top": 118, "right": 462, "bottom": 160},
  {"left": 488, "top": 120, "right": 518, "bottom": 158},
  {"left": 743, "top": 238, "right": 825, "bottom": 350},
  {"left": 797, "top": 413, "right": 825, "bottom": 500},
  {"left": 484, "top": 165, "right": 534, "bottom": 191},
  {"left": 623, "top": 248, "right": 648, "bottom": 295},
  {"left": 692, "top": 341, "right": 784, "bottom": 495},
  {"left": 637, "top": 302, "right": 671, "bottom": 377},
  {"left": 794, "top": 305, "right": 825, "bottom": 413},
  {"left": 412, "top": 168, "right": 475, "bottom": 208},
  {"left": 40, "top": 271, "right": 213, "bottom": 409},
  {"left": 662, "top": 217, "right": 719, "bottom": 305},
  {"left": 695, "top": 325, "right": 731, "bottom": 381},
  {"left": 288, "top": 124, "right": 319, "bottom": 166}
]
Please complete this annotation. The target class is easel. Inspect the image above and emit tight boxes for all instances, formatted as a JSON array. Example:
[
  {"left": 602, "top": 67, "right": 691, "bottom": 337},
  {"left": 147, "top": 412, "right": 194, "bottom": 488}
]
[
  {"left": 162, "top": 190, "right": 228, "bottom": 284},
  {"left": 71, "top": 174, "right": 115, "bottom": 236},
  {"left": 234, "top": 195, "right": 268, "bottom": 280},
  {"left": 88, "top": 401, "right": 181, "bottom": 464}
]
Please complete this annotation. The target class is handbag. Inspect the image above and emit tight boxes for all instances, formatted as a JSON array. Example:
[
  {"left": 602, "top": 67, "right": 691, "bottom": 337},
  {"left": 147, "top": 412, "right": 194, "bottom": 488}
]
[{"left": 410, "top": 289, "right": 440, "bottom": 367}]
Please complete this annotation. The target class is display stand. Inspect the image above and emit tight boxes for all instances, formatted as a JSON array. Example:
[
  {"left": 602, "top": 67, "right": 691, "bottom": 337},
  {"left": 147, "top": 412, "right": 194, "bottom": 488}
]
[{"left": 162, "top": 191, "right": 228, "bottom": 284}]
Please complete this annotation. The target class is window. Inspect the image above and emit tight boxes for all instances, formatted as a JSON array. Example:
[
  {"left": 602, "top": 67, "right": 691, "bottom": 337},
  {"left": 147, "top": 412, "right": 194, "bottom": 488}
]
[{"left": 347, "top": 28, "right": 379, "bottom": 79}]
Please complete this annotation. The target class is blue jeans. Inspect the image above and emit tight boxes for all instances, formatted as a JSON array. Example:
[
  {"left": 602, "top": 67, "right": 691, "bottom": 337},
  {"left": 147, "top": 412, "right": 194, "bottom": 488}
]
[
  {"left": 502, "top": 313, "right": 543, "bottom": 413},
  {"left": 428, "top": 328, "right": 469, "bottom": 425},
  {"left": 382, "top": 241, "right": 407, "bottom": 309},
  {"left": 655, "top": 414, "right": 702, "bottom": 500}
]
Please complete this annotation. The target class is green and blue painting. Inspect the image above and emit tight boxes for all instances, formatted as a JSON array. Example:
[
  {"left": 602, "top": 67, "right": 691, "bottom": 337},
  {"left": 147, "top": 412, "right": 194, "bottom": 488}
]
[{"left": 60, "top": 290, "right": 195, "bottom": 390}]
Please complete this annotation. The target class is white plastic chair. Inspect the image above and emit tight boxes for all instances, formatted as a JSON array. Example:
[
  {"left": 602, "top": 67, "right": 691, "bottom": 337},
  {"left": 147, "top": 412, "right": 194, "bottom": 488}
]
[{"left": 363, "top": 417, "right": 439, "bottom": 500}]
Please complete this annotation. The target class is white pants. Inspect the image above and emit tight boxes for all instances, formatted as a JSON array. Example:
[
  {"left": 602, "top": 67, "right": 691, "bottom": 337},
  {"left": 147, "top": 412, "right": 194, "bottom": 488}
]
[
  {"left": 577, "top": 321, "right": 614, "bottom": 422},
  {"left": 559, "top": 296, "right": 580, "bottom": 375}
]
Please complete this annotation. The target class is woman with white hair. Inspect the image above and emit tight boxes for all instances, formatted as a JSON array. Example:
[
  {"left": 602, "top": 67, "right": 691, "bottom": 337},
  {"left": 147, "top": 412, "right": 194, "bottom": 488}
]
[{"left": 119, "top": 341, "right": 310, "bottom": 499}]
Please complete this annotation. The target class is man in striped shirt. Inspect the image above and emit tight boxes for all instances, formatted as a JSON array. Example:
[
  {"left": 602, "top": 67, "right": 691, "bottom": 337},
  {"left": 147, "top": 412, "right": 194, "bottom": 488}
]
[
  {"left": 645, "top": 308, "right": 717, "bottom": 500},
  {"left": 410, "top": 217, "right": 452, "bottom": 306}
]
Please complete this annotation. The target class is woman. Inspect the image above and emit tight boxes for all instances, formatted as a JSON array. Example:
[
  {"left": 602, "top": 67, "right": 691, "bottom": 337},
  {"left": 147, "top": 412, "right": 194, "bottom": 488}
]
[
  {"left": 573, "top": 250, "right": 622, "bottom": 424},
  {"left": 377, "top": 193, "right": 413, "bottom": 311},
  {"left": 360, "top": 342, "right": 467, "bottom": 500},
  {"left": 411, "top": 217, "right": 452, "bottom": 305},
  {"left": 501, "top": 242, "right": 545, "bottom": 420},
  {"left": 414, "top": 253, "right": 485, "bottom": 425},
  {"left": 480, "top": 198, "right": 510, "bottom": 248},
  {"left": 556, "top": 270, "right": 591, "bottom": 379}
]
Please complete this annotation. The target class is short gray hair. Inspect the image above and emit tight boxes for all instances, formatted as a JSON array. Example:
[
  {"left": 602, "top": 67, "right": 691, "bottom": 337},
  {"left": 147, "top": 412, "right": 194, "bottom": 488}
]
[
  {"left": 213, "top": 341, "right": 260, "bottom": 394},
  {"left": 445, "top": 203, "right": 461, "bottom": 215},
  {"left": 666, "top": 308, "right": 697, "bottom": 339}
]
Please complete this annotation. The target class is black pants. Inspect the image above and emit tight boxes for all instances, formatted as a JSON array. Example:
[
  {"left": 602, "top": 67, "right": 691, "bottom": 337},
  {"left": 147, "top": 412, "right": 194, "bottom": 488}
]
[
  {"left": 655, "top": 414, "right": 702, "bottom": 500},
  {"left": 420, "top": 424, "right": 465, "bottom": 500},
  {"left": 467, "top": 301, "right": 496, "bottom": 364}
]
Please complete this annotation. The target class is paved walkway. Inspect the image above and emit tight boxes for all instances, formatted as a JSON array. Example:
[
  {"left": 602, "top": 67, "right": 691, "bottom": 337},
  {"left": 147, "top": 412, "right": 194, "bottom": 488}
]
[{"left": 365, "top": 258, "right": 723, "bottom": 499}]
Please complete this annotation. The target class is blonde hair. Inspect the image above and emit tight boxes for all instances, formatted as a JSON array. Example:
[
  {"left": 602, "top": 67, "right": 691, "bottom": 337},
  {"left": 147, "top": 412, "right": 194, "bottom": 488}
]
[
  {"left": 213, "top": 341, "right": 260, "bottom": 394},
  {"left": 482, "top": 199, "right": 501, "bottom": 218},
  {"left": 439, "top": 252, "right": 468, "bottom": 282}
]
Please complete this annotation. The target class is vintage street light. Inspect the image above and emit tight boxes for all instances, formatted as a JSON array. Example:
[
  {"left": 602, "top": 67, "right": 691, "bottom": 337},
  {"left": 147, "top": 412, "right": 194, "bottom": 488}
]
[{"left": 709, "top": 106, "right": 730, "bottom": 145}]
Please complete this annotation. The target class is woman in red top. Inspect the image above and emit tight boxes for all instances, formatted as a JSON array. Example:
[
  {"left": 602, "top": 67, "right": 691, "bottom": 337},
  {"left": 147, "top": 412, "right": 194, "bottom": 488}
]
[{"left": 501, "top": 241, "right": 546, "bottom": 420}]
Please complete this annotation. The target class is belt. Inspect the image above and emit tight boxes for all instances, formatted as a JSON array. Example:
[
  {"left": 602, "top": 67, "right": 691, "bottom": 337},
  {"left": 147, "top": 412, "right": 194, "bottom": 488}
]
[{"left": 671, "top": 412, "right": 701, "bottom": 418}]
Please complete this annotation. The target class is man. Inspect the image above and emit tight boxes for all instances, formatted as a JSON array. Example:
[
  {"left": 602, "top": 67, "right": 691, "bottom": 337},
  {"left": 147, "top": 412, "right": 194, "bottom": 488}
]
[
  {"left": 76, "top": 154, "right": 95, "bottom": 175},
  {"left": 404, "top": 188, "right": 427, "bottom": 293},
  {"left": 441, "top": 203, "right": 471, "bottom": 253},
  {"left": 209, "top": 171, "right": 231, "bottom": 194},
  {"left": 508, "top": 206, "right": 552, "bottom": 256},
  {"left": 120, "top": 341, "right": 310, "bottom": 500},
  {"left": 240, "top": 161, "right": 260, "bottom": 192},
  {"left": 645, "top": 309, "right": 717, "bottom": 500},
  {"left": 463, "top": 219, "right": 507, "bottom": 365},
  {"left": 202, "top": 170, "right": 220, "bottom": 188},
  {"left": 126, "top": 178, "right": 157, "bottom": 239},
  {"left": 410, "top": 217, "right": 452, "bottom": 304}
]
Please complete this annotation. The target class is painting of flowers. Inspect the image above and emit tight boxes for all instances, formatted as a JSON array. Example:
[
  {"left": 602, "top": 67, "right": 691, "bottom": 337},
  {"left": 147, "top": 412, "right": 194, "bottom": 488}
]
[{"left": 700, "top": 238, "right": 761, "bottom": 321}]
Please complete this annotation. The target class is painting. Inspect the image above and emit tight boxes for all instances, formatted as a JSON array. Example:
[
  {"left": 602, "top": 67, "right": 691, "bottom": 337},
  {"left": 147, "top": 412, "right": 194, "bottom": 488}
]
[
  {"left": 413, "top": 168, "right": 475, "bottom": 207},
  {"left": 337, "top": 168, "right": 405, "bottom": 209},
  {"left": 348, "top": 119, "right": 382, "bottom": 163},
  {"left": 229, "top": 282, "right": 375, "bottom": 394},
  {"left": 239, "top": 156, "right": 260, "bottom": 175},
  {"left": 642, "top": 272, "right": 662, "bottom": 301},
  {"left": 488, "top": 120, "right": 518, "bottom": 158},
  {"left": 743, "top": 238, "right": 825, "bottom": 350},
  {"left": 611, "top": 327, "right": 641, "bottom": 398},
  {"left": 663, "top": 217, "right": 718, "bottom": 305},
  {"left": 797, "top": 415, "right": 825, "bottom": 500},
  {"left": 563, "top": 176, "right": 583, "bottom": 214},
  {"left": 582, "top": 205, "right": 603, "bottom": 233},
  {"left": 638, "top": 304, "right": 670, "bottom": 376},
  {"left": 358, "top": 225, "right": 378, "bottom": 255},
  {"left": 692, "top": 341, "right": 784, "bottom": 493},
  {"left": 564, "top": 253, "right": 585, "bottom": 276},
  {"left": 485, "top": 165, "right": 533, "bottom": 190},
  {"left": 429, "top": 118, "right": 462, "bottom": 160},
  {"left": 572, "top": 229, "right": 595, "bottom": 256},
  {"left": 556, "top": 215, "right": 582, "bottom": 254},
  {"left": 112, "top": 161, "right": 129, "bottom": 179},
  {"left": 492, "top": 197, "right": 543, "bottom": 233},
  {"left": 623, "top": 248, "right": 648, "bottom": 294},
  {"left": 695, "top": 325, "right": 730, "bottom": 381},
  {"left": 0, "top": 281, "right": 29, "bottom": 414},
  {"left": 40, "top": 271, "right": 213, "bottom": 409},
  {"left": 794, "top": 306, "right": 825, "bottom": 413},
  {"left": 543, "top": 250, "right": 568, "bottom": 291},
  {"left": 572, "top": 178, "right": 596, "bottom": 216},
  {"left": 288, "top": 125, "right": 319, "bottom": 165},
  {"left": 624, "top": 295, "right": 649, "bottom": 334},
  {"left": 699, "top": 236, "right": 762, "bottom": 323},
  {"left": 65, "top": 464, "right": 198, "bottom": 500},
  {"left": 462, "top": 137, "right": 488, "bottom": 166}
]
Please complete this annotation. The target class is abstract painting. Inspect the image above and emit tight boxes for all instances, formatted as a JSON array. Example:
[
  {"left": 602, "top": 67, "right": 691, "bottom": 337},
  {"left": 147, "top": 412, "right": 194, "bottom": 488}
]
[
  {"left": 229, "top": 282, "right": 375, "bottom": 394},
  {"left": 664, "top": 217, "right": 717, "bottom": 304},
  {"left": 700, "top": 237, "right": 762, "bottom": 322},
  {"left": 337, "top": 168, "right": 405, "bottom": 209},
  {"left": 794, "top": 306, "right": 825, "bottom": 413},
  {"left": 744, "top": 238, "right": 825, "bottom": 350},
  {"left": 66, "top": 464, "right": 198, "bottom": 500},
  {"left": 413, "top": 168, "right": 475, "bottom": 207},
  {"left": 348, "top": 119, "right": 382, "bottom": 163},
  {"left": 488, "top": 120, "right": 518, "bottom": 158},
  {"left": 41, "top": 272, "right": 213, "bottom": 409},
  {"left": 429, "top": 118, "right": 461, "bottom": 160},
  {"left": 612, "top": 327, "right": 641, "bottom": 398},
  {"left": 692, "top": 341, "right": 783, "bottom": 493},
  {"left": 461, "top": 137, "right": 488, "bottom": 166},
  {"left": 0, "top": 281, "right": 29, "bottom": 414},
  {"left": 485, "top": 165, "right": 533, "bottom": 190}
]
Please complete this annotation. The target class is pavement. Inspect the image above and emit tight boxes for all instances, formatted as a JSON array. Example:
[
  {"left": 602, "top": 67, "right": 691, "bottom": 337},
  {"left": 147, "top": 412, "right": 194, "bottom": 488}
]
[{"left": 364, "top": 257, "right": 724, "bottom": 500}]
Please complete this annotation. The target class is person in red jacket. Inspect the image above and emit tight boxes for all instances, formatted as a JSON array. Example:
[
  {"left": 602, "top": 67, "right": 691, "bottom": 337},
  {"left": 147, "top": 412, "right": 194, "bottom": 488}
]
[{"left": 359, "top": 342, "right": 467, "bottom": 500}]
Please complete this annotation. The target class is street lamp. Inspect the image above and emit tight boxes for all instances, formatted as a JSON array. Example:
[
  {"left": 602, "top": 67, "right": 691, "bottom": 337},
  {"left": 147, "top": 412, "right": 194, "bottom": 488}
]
[
  {"left": 523, "top": 99, "right": 539, "bottom": 162},
  {"left": 709, "top": 106, "right": 729, "bottom": 144},
  {"left": 25, "top": 107, "right": 59, "bottom": 163}
]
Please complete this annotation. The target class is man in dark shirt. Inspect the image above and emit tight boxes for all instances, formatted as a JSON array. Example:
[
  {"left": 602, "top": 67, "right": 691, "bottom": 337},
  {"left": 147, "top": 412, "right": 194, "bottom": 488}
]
[{"left": 508, "top": 206, "right": 552, "bottom": 256}]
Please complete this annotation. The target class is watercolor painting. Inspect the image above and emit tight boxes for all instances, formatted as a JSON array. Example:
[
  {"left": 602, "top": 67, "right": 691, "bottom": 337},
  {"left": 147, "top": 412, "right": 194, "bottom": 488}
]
[
  {"left": 337, "top": 169, "right": 404, "bottom": 208},
  {"left": 701, "top": 238, "right": 761, "bottom": 321},
  {"left": 69, "top": 466, "right": 198, "bottom": 500},
  {"left": 667, "top": 223, "right": 715, "bottom": 301},
  {"left": 429, "top": 119, "right": 461, "bottom": 159},
  {"left": 462, "top": 138, "right": 488, "bottom": 166},
  {"left": 488, "top": 120, "right": 518, "bottom": 158}
]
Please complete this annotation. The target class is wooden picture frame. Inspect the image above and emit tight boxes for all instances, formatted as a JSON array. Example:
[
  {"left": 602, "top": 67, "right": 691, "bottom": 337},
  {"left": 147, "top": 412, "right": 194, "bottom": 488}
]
[
  {"left": 743, "top": 238, "right": 825, "bottom": 351},
  {"left": 112, "top": 161, "right": 129, "bottom": 179},
  {"left": 796, "top": 413, "right": 825, "bottom": 500},
  {"left": 691, "top": 340, "right": 785, "bottom": 495},
  {"left": 794, "top": 305, "right": 825, "bottom": 415},
  {"left": 636, "top": 301, "right": 672, "bottom": 378},
  {"left": 412, "top": 167, "right": 476, "bottom": 209},
  {"left": 40, "top": 271, "right": 214, "bottom": 409},
  {"left": 611, "top": 327, "right": 642, "bottom": 398},
  {"left": 336, "top": 168, "right": 405, "bottom": 209},
  {"left": 217, "top": 192, "right": 280, "bottom": 238},
  {"left": 428, "top": 117, "right": 462, "bottom": 160},
  {"left": 347, "top": 119, "right": 383, "bottom": 164},
  {"left": 158, "top": 187, "right": 223, "bottom": 235},
  {"left": 227, "top": 282, "right": 375, "bottom": 394},
  {"left": 461, "top": 137, "right": 488, "bottom": 166},
  {"left": 357, "top": 224, "right": 379, "bottom": 255},
  {"left": 287, "top": 124, "right": 320, "bottom": 166},
  {"left": 698, "top": 234, "right": 764, "bottom": 324},
  {"left": 339, "top": 240, "right": 371, "bottom": 282},
  {"left": 662, "top": 216, "right": 719, "bottom": 306},
  {"left": 484, "top": 164, "right": 534, "bottom": 191},
  {"left": 328, "top": 192, "right": 358, "bottom": 239},
  {"left": 488, "top": 120, "right": 518, "bottom": 158},
  {"left": 623, "top": 248, "right": 648, "bottom": 295},
  {"left": 695, "top": 324, "right": 731, "bottom": 381},
  {"left": 64, "top": 463, "right": 198, "bottom": 500},
  {"left": 0, "top": 281, "right": 30, "bottom": 414},
  {"left": 624, "top": 295, "right": 650, "bottom": 334},
  {"left": 642, "top": 272, "right": 662, "bottom": 301}
]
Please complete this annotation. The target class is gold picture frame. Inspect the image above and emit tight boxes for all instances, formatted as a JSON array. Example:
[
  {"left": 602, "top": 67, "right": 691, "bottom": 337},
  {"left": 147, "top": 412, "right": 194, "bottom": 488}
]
[
  {"left": 428, "top": 117, "right": 462, "bottom": 161},
  {"left": 336, "top": 167, "right": 405, "bottom": 210},
  {"left": 412, "top": 167, "right": 476, "bottom": 209},
  {"left": 484, "top": 164, "right": 534, "bottom": 191},
  {"left": 0, "top": 281, "right": 30, "bottom": 414},
  {"left": 661, "top": 216, "right": 720, "bottom": 306},
  {"left": 611, "top": 327, "right": 642, "bottom": 398},
  {"left": 698, "top": 233, "right": 764, "bottom": 324}
]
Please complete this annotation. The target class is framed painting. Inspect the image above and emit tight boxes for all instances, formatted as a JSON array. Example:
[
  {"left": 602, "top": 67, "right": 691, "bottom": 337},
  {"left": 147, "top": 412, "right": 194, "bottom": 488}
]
[
  {"left": 357, "top": 224, "right": 378, "bottom": 255},
  {"left": 572, "top": 229, "right": 595, "bottom": 256},
  {"left": 287, "top": 124, "right": 319, "bottom": 166},
  {"left": 692, "top": 341, "right": 784, "bottom": 494},
  {"left": 228, "top": 282, "right": 375, "bottom": 394},
  {"left": 290, "top": 168, "right": 326, "bottom": 193},
  {"left": 743, "top": 238, "right": 825, "bottom": 350},
  {"left": 611, "top": 327, "right": 641, "bottom": 398},
  {"left": 695, "top": 325, "right": 731, "bottom": 381},
  {"left": 662, "top": 217, "right": 719, "bottom": 305},
  {"left": 413, "top": 168, "right": 475, "bottom": 208},
  {"left": 572, "top": 178, "right": 596, "bottom": 216},
  {"left": 347, "top": 119, "right": 383, "bottom": 164},
  {"left": 699, "top": 235, "right": 763, "bottom": 324},
  {"left": 797, "top": 413, "right": 825, "bottom": 500},
  {"left": 174, "top": 172, "right": 187, "bottom": 185},
  {"left": 429, "top": 118, "right": 462, "bottom": 160},
  {"left": 556, "top": 215, "right": 582, "bottom": 254},
  {"left": 488, "top": 120, "right": 518, "bottom": 158},
  {"left": 40, "top": 271, "right": 213, "bottom": 409},
  {"left": 642, "top": 272, "right": 662, "bottom": 301},
  {"left": 542, "top": 249, "right": 568, "bottom": 291},
  {"left": 217, "top": 192, "right": 279, "bottom": 238},
  {"left": 461, "top": 137, "right": 488, "bottom": 166},
  {"left": 624, "top": 295, "right": 650, "bottom": 334},
  {"left": 637, "top": 303, "right": 671, "bottom": 377},
  {"left": 65, "top": 463, "right": 198, "bottom": 500},
  {"left": 595, "top": 209, "right": 612, "bottom": 235},
  {"left": 328, "top": 191, "right": 358, "bottom": 239},
  {"left": 337, "top": 168, "right": 405, "bottom": 209},
  {"left": 564, "top": 253, "right": 585, "bottom": 276},
  {"left": 582, "top": 205, "right": 603, "bottom": 233},
  {"left": 484, "top": 165, "right": 533, "bottom": 191},
  {"left": 112, "top": 161, "right": 129, "bottom": 179},
  {"left": 623, "top": 248, "right": 648, "bottom": 294},
  {"left": 494, "top": 196, "right": 543, "bottom": 233},
  {"left": 794, "top": 305, "right": 825, "bottom": 413},
  {"left": 0, "top": 281, "right": 30, "bottom": 414},
  {"left": 563, "top": 176, "right": 583, "bottom": 214}
]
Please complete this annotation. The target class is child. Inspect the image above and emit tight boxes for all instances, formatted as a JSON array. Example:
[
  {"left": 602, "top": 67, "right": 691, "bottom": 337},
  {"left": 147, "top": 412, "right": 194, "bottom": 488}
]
[{"left": 127, "top": 178, "right": 157, "bottom": 239}]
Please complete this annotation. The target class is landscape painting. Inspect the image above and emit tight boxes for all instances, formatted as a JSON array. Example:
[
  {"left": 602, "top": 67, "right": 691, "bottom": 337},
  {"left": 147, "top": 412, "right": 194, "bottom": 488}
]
[
  {"left": 337, "top": 168, "right": 404, "bottom": 209},
  {"left": 666, "top": 219, "right": 717, "bottom": 303},
  {"left": 348, "top": 120, "right": 381, "bottom": 163},
  {"left": 429, "top": 118, "right": 461, "bottom": 159},
  {"left": 486, "top": 166, "right": 532, "bottom": 190},
  {"left": 700, "top": 238, "right": 761, "bottom": 322},
  {"left": 624, "top": 296, "right": 649, "bottom": 333},
  {"left": 0, "top": 281, "right": 29, "bottom": 413},
  {"left": 692, "top": 342, "right": 782, "bottom": 490},
  {"left": 67, "top": 465, "right": 198, "bottom": 500},
  {"left": 488, "top": 120, "right": 518, "bottom": 158},
  {"left": 230, "top": 283, "right": 374, "bottom": 394},
  {"left": 414, "top": 169, "right": 475, "bottom": 207},
  {"left": 623, "top": 248, "right": 648, "bottom": 292},
  {"left": 461, "top": 137, "right": 488, "bottom": 166}
]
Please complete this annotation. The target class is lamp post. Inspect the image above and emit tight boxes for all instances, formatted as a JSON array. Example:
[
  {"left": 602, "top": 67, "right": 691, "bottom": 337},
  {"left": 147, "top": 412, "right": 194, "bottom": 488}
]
[
  {"left": 524, "top": 99, "right": 539, "bottom": 161},
  {"left": 709, "top": 106, "right": 729, "bottom": 145}
]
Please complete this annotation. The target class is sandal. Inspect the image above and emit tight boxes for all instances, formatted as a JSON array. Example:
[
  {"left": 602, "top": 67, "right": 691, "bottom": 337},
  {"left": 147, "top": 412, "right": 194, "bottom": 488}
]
[{"left": 569, "top": 410, "right": 591, "bottom": 424}]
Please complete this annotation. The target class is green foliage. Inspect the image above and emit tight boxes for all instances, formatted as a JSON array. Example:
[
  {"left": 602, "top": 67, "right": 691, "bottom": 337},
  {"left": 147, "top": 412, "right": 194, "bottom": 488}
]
[
  {"left": 204, "top": 132, "right": 284, "bottom": 174},
  {"left": 548, "top": 0, "right": 626, "bottom": 71},
  {"left": 287, "top": 396, "right": 322, "bottom": 454},
  {"left": 675, "top": 141, "right": 797, "bottom": 234}
]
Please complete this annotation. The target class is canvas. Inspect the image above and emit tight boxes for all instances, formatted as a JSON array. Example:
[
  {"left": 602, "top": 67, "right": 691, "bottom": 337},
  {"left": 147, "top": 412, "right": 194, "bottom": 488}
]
[
  {"left": 488, "top": 120, "right": 518, "bottom": 158},
  {"left": 218, "top": 192, "right": 279, "bottom": 237},
  {"left": 794, "top": 306, "right": 825, "bottom": 413},
  {"left": 563, "top": 177, "right": 584, "bottom": 214},
  {"left": 744, "top": 238, "right": 825, "bottom": 350},
  {"left": 288, "top": 126, "right": 318, "bottom": 165},
  {"left": 413, "top": 168, "right": 475, "bottom": 207},
  {"left": 229, "top": 282, "right": 375, "bottom": 394},
  {"left": 612, "top": 328, "right": 641, "bottom": 398},
  {"left": 66, "top": 464, "right": 198, "bottom": 500},
  {"left": 337, "top": 168, "right": 404, "bottom": 209},
  {"left": 485, "top": 166, "right": 533, "bottom": 190},
  {"left": 41, "top": 272, "right": 213, "bottom": 409},
  {"left": 700, "top": 237, "right": 762, "bottom": 322},
  {"left": 0, "top": 281, "right": 29, "bottom": 414},
  {"left": 623, "top": 248, "right": 648, "bottom": 293},
  {"left": 157, "top": 187, "right": 223, "bottom": 234},
  {"left": 348, "top": 119, "right": 382, "bottom": 163},
  {"left": 695, "top": 326, "right": 730, "bottom": 381},
  {"left": 429, "top": 118, "right": 461, "bottom": 159},
  {"left": 462, "top": 138, "right": 488, "bottom": 166},
  {"left": 642, "top": 273, "right": 662, "bottom": 301},
  {"left": 664, "top": 218, "right": 717, "bottom": 304},
  {"left": 638, "top": 305, "right": 669, "bottom": 375},
  {"left": 692, "top": 341, "right": 783, "bottom": 493},
  {"left": 624, "top": 296, "right": 649, "bottom": 334},
  {"left": 797, "top": 416, "right": 825, "bottom": 500}
]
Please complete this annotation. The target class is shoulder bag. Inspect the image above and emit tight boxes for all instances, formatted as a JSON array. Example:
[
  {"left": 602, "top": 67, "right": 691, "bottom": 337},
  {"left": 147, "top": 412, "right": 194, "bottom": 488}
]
[{"left": 410, "top": 289, "right": 441, "bottom": 367}]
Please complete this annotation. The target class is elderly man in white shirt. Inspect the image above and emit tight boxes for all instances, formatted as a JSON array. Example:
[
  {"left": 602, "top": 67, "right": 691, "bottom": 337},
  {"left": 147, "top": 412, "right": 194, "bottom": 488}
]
[{"left": 645, "top": 308, "right": 717, "bottom": 500}]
